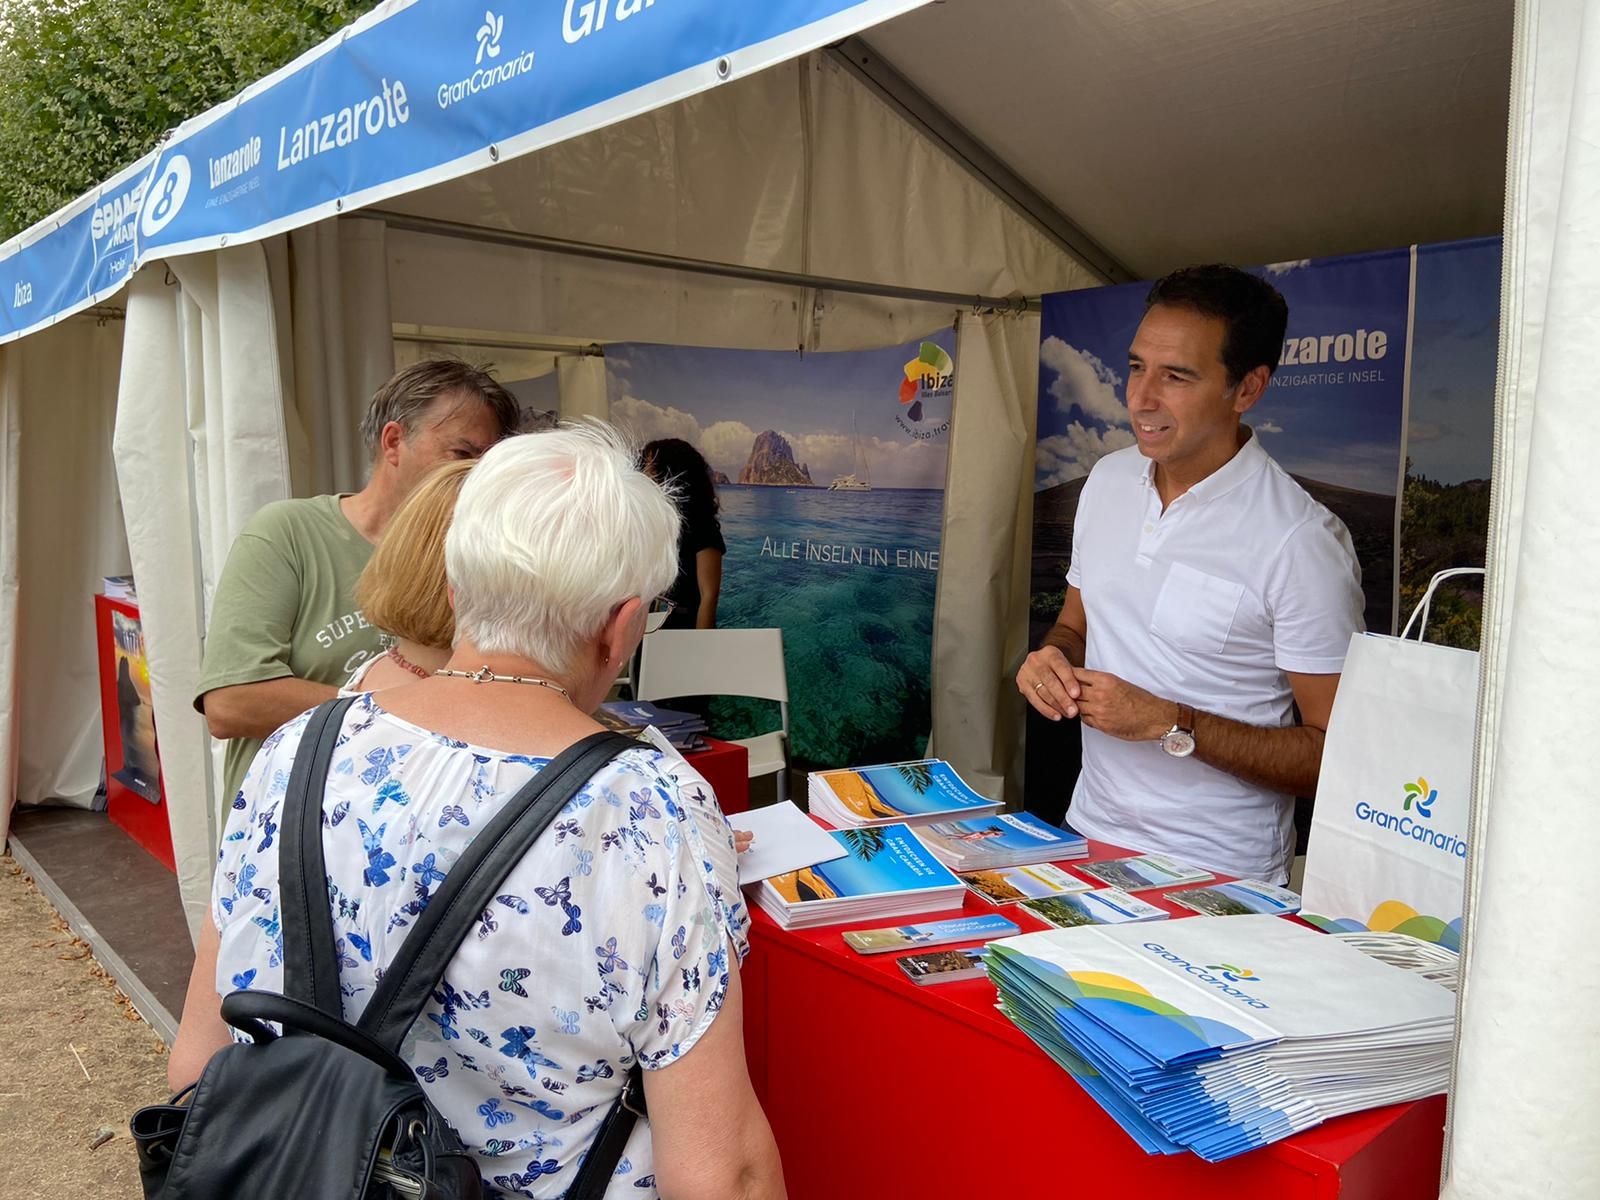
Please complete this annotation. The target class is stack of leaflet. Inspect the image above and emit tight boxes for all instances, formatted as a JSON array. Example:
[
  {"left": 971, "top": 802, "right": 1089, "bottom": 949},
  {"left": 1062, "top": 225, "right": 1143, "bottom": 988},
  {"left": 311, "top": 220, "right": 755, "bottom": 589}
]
[
  {"left": 753, "top": 822, "right": 966, "bottom": 930},
  {"left": 596, "top": 700, "right": 707, "bottom": 751},
  {"left": 809, "top": 759, "right": 1000, "bottom": 829},
  {"left": 987, "top": 915, "right": 1455, "bottom": 1161},
  {"left": 915, "top": 811, "right": 1087, "bottom": 870},
  {"left": 102, "top": 575, "right": 137, "bottom": 602}
]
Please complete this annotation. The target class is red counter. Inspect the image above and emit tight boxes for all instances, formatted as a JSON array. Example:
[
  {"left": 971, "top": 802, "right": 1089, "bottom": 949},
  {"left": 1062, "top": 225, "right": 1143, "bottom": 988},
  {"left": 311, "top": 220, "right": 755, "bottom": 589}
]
[{"left": 741, "top": 838, "right": 1445, "bottom": 1200}]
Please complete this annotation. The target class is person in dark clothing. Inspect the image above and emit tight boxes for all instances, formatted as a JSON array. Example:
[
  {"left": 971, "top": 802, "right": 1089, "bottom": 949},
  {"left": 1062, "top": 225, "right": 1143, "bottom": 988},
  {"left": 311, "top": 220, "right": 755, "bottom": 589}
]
[{"left": 642, "top": 438, "right": 725, "bottom": 629}]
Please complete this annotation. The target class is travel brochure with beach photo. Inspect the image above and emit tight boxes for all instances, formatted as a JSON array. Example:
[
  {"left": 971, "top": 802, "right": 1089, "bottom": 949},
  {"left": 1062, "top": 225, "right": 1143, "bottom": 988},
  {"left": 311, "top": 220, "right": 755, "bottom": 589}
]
[
  {"left": 958, "top": 863, "right": 1093, "bottom": 906},
  {"left": 1077, "top": 854, "right": 1214, "bottom": 893},
  {"left": 842, "top": 912, "right": 1020, "bottom": 955},
  {"left": 755, "top": 823, "right": 965, "bottom": 930},
  {"left": 1166, "top": 880, "right": 1302, "bottom": 918},
  {"left": 808, "top": 759, "right": 1001, "bottom": 829},
  {"left": 916, "top": 811, "right": 1088, "bottom": 869},
  {"left": 1022, "top": 888, "right": 1170, "bottom": 929}
]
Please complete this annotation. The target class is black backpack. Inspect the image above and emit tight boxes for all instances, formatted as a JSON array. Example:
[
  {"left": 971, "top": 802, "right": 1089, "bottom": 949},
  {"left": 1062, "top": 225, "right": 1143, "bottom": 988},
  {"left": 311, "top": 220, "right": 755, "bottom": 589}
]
[{"left": 132, "top": 698, "right": 645, "bottom": 1199}]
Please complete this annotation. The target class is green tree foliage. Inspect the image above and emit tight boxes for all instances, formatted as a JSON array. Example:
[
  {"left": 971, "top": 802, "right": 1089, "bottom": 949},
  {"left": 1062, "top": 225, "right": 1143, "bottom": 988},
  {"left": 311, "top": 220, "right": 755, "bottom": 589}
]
[
  {"left": 837, "top": 827, "right": 887, "bottom": 861},
  {"left": 0, "top": 0, "right": 377, "bottom": 240},
  {"left": 1398, "top": 460, "right": 1491, "bottom": 649}
]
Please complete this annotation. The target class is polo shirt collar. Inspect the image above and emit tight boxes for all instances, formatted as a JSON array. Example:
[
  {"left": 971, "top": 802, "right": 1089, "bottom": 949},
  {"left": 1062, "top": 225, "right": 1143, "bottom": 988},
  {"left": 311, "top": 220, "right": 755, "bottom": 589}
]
[{"left": 1141, "top": 427, "right": 1269, "bottom": 503}]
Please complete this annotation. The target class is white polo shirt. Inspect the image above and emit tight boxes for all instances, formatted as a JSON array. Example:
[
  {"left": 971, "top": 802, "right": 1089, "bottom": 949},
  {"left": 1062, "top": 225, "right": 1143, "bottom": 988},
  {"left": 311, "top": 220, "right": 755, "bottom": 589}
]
[{"left": 1065, "top": 433, "right": 1363, "bottom": 883}]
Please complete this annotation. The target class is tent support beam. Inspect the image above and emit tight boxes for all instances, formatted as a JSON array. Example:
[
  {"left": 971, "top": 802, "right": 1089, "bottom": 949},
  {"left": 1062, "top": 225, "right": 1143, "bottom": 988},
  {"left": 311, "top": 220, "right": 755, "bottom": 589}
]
[
  {"left": 392, "top": 331, "right": 604, "bottom": 356},
  {"left": 363, "top": 210, "right": 1038, "bottom": 313},
  {"left": 828, "top": 37, "right": 1136, "bottom": 286}
]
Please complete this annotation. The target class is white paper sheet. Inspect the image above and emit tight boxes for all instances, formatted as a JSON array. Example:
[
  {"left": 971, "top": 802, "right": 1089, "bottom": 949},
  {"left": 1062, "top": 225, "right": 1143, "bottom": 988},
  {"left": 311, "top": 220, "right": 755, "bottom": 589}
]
[{"left": 727, "top": 801, "right": 847, "bottom": 885}]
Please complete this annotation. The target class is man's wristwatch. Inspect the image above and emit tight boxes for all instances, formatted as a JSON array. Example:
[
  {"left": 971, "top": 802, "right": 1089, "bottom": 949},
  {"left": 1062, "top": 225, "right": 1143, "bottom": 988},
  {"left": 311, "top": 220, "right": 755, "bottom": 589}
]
[{"left": 1160, "top": 703, "right": 1197, "bottom": 758}]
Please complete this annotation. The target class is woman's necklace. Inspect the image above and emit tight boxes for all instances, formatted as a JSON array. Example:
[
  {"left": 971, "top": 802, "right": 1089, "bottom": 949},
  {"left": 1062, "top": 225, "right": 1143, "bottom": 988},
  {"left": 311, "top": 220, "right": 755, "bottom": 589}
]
[
  {"left": 386, "top": 645, "right": 431, "bottom": 679},
  {"left": 433, "top": 665, "right": 572, "bottom": 701}
]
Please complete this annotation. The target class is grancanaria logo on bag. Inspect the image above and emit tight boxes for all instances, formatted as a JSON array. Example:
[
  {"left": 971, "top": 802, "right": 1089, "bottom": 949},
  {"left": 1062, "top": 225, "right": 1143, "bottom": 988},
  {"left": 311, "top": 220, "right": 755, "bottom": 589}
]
[
  {"left": 1402, "top": 777, "right": 1436, "bottom": 817},
  {"left": 1205, "top": 963, "right": 1259, "bottom": 984},
  {"left": 1352, "top": 777, "right": 1466, "bottom": 858}
]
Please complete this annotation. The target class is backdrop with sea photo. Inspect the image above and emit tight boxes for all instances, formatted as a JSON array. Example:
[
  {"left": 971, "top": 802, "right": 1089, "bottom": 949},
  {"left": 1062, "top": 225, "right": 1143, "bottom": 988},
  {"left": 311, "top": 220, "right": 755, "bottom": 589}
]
[
  {"left": 608, "top": 330, "right": 956, "bottom": 766},
  {"left": 1031, "top": 248, "right": 1414, "bottom": 647}
]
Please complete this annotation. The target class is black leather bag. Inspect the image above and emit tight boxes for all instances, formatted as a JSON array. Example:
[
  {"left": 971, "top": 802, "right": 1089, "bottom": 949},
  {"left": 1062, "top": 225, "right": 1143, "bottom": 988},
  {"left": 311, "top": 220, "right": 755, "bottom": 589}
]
[{"left": 132, "top": 698, "right": 644, "bottom": 1200}]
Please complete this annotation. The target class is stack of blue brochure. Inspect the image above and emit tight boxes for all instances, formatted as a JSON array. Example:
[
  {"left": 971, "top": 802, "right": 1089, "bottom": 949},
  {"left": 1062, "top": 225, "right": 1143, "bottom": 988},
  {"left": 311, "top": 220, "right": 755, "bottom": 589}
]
[{"left": 987, "top": 915, "right": 1455, "bottom": 1160}]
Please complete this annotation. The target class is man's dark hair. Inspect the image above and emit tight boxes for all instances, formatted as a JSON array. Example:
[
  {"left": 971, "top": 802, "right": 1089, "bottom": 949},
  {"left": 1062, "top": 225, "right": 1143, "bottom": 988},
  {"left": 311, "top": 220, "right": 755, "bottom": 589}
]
[
  {"left": 1144, "top": 265, "right": 1289, "bottom": 384},
  {"left": 359, "top": 359, "right": 520, "bottom": 456}
]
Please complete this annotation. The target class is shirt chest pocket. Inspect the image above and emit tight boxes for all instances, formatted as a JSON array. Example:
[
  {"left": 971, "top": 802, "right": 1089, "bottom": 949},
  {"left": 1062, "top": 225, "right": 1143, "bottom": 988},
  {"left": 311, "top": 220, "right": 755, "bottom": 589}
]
[{"left": 1150, "top": 563, "right": 1246, "bottom": 655}]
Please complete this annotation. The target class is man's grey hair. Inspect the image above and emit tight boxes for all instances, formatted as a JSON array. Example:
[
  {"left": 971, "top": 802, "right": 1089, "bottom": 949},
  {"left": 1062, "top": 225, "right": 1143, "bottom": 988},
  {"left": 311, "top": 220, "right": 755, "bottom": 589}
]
[{"left": 359, "top": 359, "right": 521, "bottom": 457}]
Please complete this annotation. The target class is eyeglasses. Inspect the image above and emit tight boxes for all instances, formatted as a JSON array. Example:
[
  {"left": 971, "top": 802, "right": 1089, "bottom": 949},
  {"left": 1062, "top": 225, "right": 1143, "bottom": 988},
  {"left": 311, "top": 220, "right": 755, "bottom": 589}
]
[{"left": 648, "top": 595, "right": 678, "bottom": 619}]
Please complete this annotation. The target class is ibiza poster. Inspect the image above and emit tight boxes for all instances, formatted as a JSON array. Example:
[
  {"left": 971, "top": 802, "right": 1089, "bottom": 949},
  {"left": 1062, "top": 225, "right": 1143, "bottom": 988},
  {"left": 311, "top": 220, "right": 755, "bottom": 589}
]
[{"left": 608, "top": 330, "right": 955, "bottom": 766}]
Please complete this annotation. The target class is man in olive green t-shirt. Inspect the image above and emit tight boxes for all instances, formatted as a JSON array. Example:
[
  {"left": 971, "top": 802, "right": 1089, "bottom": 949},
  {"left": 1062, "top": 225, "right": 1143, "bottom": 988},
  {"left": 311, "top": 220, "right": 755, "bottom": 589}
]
[{"left": 195, "top": 360, "right": 519, "bottom": 810}]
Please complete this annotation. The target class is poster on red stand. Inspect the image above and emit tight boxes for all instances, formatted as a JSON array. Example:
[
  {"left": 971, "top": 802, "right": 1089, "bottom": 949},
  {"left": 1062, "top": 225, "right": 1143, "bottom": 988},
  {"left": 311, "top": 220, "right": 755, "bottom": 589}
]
[{"left": 94, "top": 593, "right": 175, "bottom": 870}]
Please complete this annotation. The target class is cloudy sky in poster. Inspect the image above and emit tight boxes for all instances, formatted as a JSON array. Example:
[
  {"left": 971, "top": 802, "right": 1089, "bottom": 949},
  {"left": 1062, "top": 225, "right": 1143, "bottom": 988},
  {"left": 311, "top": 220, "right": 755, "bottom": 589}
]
[
  {"left": 1036, "top": 251, "right": 1412, "bottom": 496},
  {"left": 606, "top": 331, "right": 955, "bottom": 490}
]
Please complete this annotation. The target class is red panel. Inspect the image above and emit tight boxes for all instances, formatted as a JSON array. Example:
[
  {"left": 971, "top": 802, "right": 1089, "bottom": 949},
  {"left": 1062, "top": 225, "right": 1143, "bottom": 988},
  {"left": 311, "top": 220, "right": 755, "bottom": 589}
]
[
  {"left": 94, "top": 595, "right": 175, "bottom": 871},
  {"left": 740, "top": 838, "right": 1444, "bottom": 1199}
]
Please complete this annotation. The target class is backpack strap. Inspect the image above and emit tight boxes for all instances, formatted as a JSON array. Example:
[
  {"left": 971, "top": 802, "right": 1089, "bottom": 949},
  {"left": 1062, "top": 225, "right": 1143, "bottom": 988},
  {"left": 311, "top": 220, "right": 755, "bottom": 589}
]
[
  {"left": 356, "top": 730, "right": 640, "bottom": 1050},
  {"left": 278, "top": 696, "right": 360, "bottom": 1014}
]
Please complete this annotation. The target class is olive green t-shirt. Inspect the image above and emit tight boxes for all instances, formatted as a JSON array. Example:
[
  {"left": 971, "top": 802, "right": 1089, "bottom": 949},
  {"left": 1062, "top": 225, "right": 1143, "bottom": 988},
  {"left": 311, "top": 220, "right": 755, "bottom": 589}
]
[{"left": 195, "top": 495, "right": 382, "bottom": 808}]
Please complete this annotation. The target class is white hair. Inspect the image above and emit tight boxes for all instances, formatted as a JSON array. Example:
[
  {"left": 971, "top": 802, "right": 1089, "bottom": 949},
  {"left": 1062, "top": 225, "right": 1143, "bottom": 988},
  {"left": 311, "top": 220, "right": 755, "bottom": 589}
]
[{"left": 445, "top": 421, "right": 681, "bottom": 676}]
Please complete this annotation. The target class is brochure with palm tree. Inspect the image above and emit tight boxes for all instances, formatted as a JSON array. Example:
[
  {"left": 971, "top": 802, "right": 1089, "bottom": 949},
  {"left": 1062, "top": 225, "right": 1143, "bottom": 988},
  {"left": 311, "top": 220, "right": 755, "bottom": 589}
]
[
  {"left": 809, "top": 759, "right": 1001, "bottom": 828},
  {"left": 756, "top": 823, "right": 966, "bottom": 930}
]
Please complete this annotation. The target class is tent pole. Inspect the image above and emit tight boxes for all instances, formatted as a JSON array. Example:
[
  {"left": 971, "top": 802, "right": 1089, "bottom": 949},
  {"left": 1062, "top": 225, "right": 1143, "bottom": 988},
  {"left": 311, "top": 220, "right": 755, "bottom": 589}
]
[
  {"left": 391, "top": 332, "right": 605, "bottom": 356},
  {"left": 362, "top": 210, "right": 1038, "bottom": 313},
  {"left": 828, "top": 38, "right": 1135, "bottom": 286}
]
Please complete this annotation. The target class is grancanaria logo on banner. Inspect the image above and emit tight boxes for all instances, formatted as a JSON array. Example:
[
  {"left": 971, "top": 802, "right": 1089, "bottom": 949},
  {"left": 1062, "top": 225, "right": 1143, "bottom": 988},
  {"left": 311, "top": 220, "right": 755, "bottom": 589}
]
[{"left": 896, "top": 341, "right": 953, "bottom": 440}]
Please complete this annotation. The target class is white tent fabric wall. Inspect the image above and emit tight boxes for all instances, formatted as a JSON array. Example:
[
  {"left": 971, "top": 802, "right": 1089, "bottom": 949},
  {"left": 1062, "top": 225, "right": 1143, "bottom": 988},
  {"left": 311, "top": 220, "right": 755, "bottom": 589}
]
[
  {"left": 1443, "top": 3, "right": 1600, "bottom": 1197},
  {"left": 285, "top": 219, "right": 395, "bottom": 497},
  {"left": 0, "top": 316, "right": 129, "bottom": 846},
  {"left": 932, "top": 311, "right": 1040, "bottom": 802},
  {"left": 558, "top": 354, "right": 610, "bottom": 421}
]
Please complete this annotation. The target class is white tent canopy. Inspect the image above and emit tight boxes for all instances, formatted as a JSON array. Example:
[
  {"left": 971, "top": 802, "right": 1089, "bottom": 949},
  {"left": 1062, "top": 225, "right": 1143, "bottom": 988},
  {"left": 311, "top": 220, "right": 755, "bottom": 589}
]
[{"left": 3, "top": 1, "right": 1591, "bottom": 1195}]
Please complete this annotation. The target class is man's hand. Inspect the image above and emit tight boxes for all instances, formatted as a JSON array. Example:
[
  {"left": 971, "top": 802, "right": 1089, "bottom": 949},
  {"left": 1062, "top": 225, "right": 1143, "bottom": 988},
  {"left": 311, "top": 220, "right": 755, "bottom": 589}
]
[
  {"left": 1075, "top": 669, "right": 1177, "bottom": 742},
  {"left": 1017, "top": 645, "right": 1083, "bottom": 721}
]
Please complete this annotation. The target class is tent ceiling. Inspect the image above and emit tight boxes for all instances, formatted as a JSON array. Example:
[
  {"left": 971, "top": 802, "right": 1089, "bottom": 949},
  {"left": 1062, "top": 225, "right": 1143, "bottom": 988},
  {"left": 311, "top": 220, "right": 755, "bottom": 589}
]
[{"left": 864, "top": 0, "right": 1513, "bottom": 278}]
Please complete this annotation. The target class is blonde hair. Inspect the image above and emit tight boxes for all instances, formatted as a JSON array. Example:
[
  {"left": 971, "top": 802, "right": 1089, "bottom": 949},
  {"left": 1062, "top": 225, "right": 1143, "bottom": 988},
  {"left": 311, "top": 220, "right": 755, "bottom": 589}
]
[{"left": 357, "top": 460, "right": 475, "bottom": 650}]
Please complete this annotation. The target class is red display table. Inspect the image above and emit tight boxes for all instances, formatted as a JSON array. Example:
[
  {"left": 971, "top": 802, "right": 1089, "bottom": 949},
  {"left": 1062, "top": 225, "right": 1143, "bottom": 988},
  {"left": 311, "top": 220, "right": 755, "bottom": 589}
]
[
  {"left": 684, "top": 738, "right": 749, "bottom": 815},
  {"left": 741, "top": 837, "right": 1446, "bottom": 1200}
]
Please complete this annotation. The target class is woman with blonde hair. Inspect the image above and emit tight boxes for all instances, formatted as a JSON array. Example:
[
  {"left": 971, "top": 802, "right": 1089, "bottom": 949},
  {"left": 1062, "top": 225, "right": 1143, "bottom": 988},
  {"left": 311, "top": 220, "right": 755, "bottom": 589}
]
[{"left": 345, "top": 459, "right": 474, "bottom": 693}]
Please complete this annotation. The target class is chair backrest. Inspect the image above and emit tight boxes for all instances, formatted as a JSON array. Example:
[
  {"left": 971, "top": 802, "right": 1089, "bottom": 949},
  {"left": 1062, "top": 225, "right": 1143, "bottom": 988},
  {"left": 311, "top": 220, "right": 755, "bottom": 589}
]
[{"left": 638, "top": 628, "right": 788, "bottom": 706}]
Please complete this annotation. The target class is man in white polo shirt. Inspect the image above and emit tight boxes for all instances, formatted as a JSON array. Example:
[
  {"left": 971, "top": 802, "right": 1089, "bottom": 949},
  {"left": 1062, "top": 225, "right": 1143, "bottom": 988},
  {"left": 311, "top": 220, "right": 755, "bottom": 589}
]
[{"left": 1017, "top": 265, "right": 1363, "bottom": 884}]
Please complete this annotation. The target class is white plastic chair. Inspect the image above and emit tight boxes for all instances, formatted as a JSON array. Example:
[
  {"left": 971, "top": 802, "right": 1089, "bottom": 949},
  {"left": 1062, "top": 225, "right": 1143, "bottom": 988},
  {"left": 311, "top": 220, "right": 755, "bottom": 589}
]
[{"left": 637, "top": 628, "right": 790, "bottom": 802}]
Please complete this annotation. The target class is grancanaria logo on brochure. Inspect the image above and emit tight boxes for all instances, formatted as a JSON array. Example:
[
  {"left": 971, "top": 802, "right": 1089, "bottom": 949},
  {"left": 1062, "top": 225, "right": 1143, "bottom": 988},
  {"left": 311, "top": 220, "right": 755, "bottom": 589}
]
[{"left": 1402, "top": 776, "right": 1436, "bottom": 818}]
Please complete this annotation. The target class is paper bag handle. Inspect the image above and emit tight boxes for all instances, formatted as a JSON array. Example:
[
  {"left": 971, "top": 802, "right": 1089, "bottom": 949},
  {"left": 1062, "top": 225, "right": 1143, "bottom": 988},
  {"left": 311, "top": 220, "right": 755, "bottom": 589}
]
[{"left": 1401, "top": 568, "right": 1486, "bottom": 641}]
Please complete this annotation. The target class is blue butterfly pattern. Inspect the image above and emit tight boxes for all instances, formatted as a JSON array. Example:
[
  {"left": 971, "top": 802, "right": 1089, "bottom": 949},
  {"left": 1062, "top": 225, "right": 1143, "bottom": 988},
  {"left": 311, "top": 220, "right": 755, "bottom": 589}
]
[{"left": 208, "top": 713, "right": 748, "bottom": 1197}]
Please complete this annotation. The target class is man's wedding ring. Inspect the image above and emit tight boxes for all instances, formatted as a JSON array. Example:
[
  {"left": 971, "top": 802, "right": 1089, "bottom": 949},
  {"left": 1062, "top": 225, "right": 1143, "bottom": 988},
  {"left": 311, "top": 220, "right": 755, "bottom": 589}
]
[{"left": 1033, "top": 681, "right": 1046, "bottom": 692}]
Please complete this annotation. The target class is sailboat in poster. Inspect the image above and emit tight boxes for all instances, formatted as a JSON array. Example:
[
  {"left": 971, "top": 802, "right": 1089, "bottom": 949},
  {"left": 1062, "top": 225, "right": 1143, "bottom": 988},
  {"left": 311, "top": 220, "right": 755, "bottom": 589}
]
[{"left": 828, "top": 412, "right": 872, "bottom": 491}]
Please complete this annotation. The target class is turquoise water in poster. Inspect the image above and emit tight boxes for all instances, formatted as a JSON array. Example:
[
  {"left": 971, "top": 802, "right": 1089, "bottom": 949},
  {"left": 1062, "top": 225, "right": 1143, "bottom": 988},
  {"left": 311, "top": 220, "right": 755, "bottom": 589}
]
[{"left": 609, "top": 333, "right": 954, "bottom": 766}]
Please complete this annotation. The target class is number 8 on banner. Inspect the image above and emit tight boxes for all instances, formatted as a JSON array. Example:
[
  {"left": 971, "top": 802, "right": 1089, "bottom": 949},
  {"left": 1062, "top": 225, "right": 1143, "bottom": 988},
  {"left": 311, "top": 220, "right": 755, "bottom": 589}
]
[{"left": 140, "top": 154, "right": 192, "bottom": 240}]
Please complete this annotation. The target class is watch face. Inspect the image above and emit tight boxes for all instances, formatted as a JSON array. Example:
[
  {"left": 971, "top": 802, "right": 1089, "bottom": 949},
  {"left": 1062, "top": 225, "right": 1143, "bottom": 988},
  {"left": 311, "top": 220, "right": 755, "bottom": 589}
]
[{"left": 1161, "top": 730, "right": 1196, "bottom": 758}]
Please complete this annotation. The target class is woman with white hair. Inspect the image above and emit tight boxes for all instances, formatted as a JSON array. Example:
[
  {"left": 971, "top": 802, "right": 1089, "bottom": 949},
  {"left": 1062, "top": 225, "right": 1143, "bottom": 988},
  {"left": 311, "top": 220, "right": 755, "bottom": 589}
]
[{"left": 169, "top": 424, "right": 785, "bottom": 1199}]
